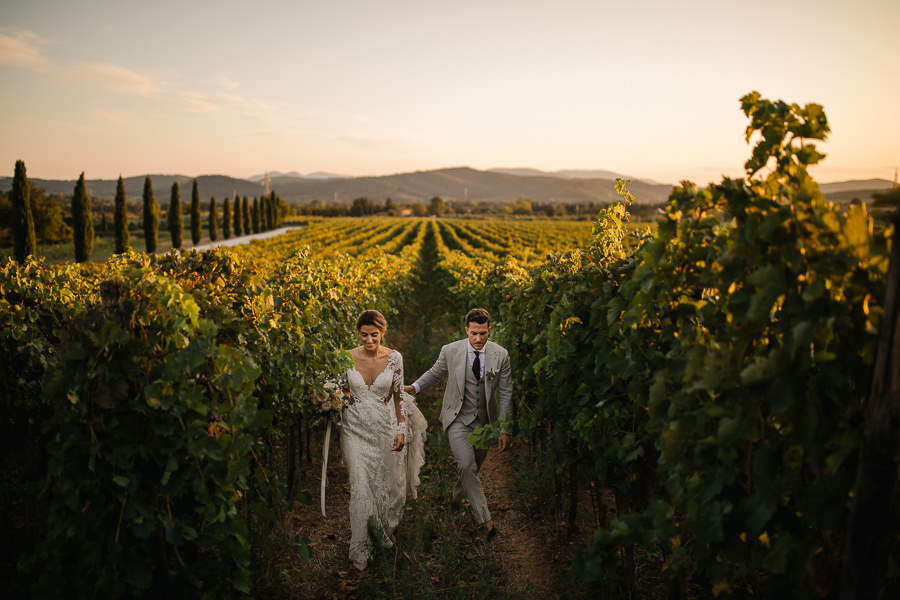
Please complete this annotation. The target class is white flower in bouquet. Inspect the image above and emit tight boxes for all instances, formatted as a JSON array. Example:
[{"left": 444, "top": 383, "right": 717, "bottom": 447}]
[{"left": 315, "top": 374, "right": 349, "bottom": 420}]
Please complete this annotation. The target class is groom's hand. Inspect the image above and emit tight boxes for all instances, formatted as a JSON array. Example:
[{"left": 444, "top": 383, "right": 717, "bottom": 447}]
[
  {"left": 402, "top": 385, "right": 415, "bottom": 395},
  {"left": 498, "top": 433, "right": 512, "bottom": 453}
]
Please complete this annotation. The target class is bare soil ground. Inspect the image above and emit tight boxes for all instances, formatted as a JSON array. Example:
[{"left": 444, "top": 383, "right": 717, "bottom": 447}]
[
  {"left": 256, "top": 428, "right": 583, "bottom": 599},
  {"left": 477, "top": 442, "right": 570, "bottom": 598},
  {"left": 255, "top": 229, "right": 598, "bottom": 598}
]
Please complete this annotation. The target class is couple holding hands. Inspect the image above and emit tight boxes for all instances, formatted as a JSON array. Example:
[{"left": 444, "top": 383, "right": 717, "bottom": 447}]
[{"left": 325, "top": 307, "right": 513, "bottom": 571}]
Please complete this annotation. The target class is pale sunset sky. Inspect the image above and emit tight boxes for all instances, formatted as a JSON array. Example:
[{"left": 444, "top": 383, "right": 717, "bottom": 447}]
[{"left": 1, "top": 0, "right": 898, "bottom": 186}]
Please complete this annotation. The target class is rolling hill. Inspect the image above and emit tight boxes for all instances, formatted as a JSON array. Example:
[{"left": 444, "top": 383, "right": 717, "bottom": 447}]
[
  {"left": 264, "top": 167, "right": 675, "bottom": 204},
  {"left": 0, "top": 168, "right": 893, "bottom": 207}
]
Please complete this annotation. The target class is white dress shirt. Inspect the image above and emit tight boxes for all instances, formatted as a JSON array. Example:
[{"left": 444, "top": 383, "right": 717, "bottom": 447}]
[{"left": 467, "top": 342, "right": 484, "bottom": 379}]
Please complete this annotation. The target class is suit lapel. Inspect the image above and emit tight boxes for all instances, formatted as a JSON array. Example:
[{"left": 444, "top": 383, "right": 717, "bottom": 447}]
[
  {"left": 453, "top": 340, "right": 467, "bottom": 395},
  {"left": 483, "top": 344, "right": 498, "bottom": 397}
]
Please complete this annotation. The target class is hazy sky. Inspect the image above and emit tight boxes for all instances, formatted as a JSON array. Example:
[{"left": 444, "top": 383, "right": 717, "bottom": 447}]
[{"left": 1, "top": 0, "right": 898, "bottom": 185}]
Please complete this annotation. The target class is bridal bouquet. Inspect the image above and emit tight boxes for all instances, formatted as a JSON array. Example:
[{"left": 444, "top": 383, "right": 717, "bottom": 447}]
[
  {"left": 315, "top": 373, "right": 348, "bottom": 517},
  {"left": 313, "top": 375, "right": 348, "bottom": 424}
]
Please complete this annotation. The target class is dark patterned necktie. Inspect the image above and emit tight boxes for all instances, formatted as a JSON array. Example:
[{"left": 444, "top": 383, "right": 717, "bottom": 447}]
[{"left": 472, "top": 350, "right": 481, "bottom": 380}]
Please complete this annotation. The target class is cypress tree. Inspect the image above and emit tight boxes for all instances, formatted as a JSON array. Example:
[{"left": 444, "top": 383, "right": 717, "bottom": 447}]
[
  {"left": 251, "top": 197, "right": 260, "bottom": 233},
  {"left": 272, "top": 192, "right": 282, "bottom": 227},
  {"left": 142, "top": 176, "right": 159, "bottom": 253},
  {"left": 190, "top": 179, "right": 202, "bottom": 245},
  {"left": 114, "top": 175, "right": 130, "bottom": 254},
  {"left": 260, "top": 195, "right": 269, "bottom": 231},
  {"left": 242, "top": 196, "right": 250, "bottom": 234},
  {"left": 11, "top": 159, "right": 36, "bottom": 263},
  {"left": 168, "top": 181, "right": 183, "bottom": 250},
  {"left": 222, "top": 195, "right": 231, "bottom": 239},
  {"left": 258, "top": 196, "right": 266, "bottom": 231},
  {"left": 209, "top": 196, "right": 218, "bottom": 241},
  {"left": 71, "top": 173, "right": 94, "bottom": 262},
  {"left": 232, "top": 194, "right": 242, "bottom": 236},
  {"left": 267, "top": 192, "right": 276, "bottom": 229}
]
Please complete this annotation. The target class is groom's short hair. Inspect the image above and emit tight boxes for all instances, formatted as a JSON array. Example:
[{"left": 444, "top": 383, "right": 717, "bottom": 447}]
[{"left": 465, "top": 308, "right": 490, "bottom": 326}]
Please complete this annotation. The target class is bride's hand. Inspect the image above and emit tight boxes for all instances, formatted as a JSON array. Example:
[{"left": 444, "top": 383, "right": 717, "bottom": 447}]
[{"left": 392, "top": 433, "right": 405, "bottom": 452}]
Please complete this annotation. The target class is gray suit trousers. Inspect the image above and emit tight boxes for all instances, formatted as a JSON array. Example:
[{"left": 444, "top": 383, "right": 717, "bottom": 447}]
[{"left": 448, "top": 419, "right": 490, "bottom": 524}]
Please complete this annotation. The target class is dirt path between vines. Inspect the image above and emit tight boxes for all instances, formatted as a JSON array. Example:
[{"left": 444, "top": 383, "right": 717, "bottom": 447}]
[
  {"left": 477, "top": 442, "right": 568, "bottom": 598},
  {"left": 263, "top": 359, "right": 574, "bottom": 597},
  {"left": 265, "top": 426, "right": 571, "bottom": 599},
  {"left": 260, "top": 226, "right": 577, "bottom": 598}
]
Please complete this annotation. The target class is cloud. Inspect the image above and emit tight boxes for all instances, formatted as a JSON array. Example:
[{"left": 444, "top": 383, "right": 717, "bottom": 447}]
[
  {"left": 0, "top": 28, "right": 52, "bottom": 68},
  {"left": 0, "top": 27, "right": 284, "bottom": 123},
  {"left": 221, "top": 93, "right": 281, "bottom": 116},
  {"left": 64, "top": 62, "right": 161, "bottom": 97},
  {"left": 0, "top": 27, "right": 160, "bottom": 97},
  {"left": 177, "top": 90, "right": 220, "bottom": 114},
  {"left": 86, "top": 106, "right": 127, "bottom": 124},
  {"left": 210, "top": 71, "right": 241, "bottom": 91}
]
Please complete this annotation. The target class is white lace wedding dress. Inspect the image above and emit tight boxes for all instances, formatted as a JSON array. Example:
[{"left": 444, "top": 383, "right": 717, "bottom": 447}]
[{"left": 341, "top": 350, "right": 427, "bottom": 564}]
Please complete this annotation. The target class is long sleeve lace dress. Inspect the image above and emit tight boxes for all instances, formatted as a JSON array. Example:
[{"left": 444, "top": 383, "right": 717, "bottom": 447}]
[{"left": 341, "top": 350, "right": 426, "bottom": 564}]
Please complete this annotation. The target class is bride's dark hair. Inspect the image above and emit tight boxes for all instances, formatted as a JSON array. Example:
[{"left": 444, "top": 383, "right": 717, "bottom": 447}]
[{"left": 356, "top": 309, "right": 387, "bottom": 333}]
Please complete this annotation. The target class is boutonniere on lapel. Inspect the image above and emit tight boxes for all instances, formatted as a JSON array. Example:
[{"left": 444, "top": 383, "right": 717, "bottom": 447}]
[{"left": 486, "top": 369, "right": 497, "bottom": 382}]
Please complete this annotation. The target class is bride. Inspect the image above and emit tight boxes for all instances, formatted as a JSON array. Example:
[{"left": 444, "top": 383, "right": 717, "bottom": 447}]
[{"left": 340, "top": 309, "right": 426, "bottom": 571}]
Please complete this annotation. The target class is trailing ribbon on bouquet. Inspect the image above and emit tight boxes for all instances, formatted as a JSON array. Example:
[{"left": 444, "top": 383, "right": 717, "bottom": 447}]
[{"left": 320, "top": 419, "right": 332, "bottom": 517}]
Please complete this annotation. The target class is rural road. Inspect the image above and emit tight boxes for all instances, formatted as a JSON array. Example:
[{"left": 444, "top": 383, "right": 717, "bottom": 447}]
[{"left": 189, "top": 226, "right": 297, "bottom": 252}]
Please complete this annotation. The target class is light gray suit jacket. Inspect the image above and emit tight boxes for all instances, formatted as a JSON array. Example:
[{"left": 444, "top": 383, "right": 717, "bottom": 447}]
[{"left": 413, "top": 339, "right": 513, "bottom": 431}]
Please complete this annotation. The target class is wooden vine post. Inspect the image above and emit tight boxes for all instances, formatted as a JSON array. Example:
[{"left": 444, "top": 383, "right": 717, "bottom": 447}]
[{"left": 841, "top": 210, "right": 900, "bottom": 599}]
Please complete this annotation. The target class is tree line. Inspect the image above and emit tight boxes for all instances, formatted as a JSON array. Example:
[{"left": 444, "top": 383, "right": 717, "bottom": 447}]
[
  {"left": 1, "top": 161, "right": 288, "bottom": 262},
  {"left": 294, "top": 192, "right": 666, "bottom": 221}
]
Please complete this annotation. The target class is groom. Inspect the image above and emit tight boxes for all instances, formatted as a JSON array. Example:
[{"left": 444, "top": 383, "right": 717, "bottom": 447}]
[{"left": 404, "top": 308, "right": 513, "bottom": 536}]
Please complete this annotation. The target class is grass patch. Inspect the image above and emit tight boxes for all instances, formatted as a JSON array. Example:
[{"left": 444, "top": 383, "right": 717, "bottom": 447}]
[
  {"left": 255, "top": 399, "right": 515, "bottom": 599},
  {"left": 361, "top": 417, "right": 508, "bottom": 599}
]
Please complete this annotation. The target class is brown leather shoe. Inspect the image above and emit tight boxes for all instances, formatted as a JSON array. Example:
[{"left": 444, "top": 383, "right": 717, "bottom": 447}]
[
  {"left": 472, "top": 520, "right": 496, "bottom": 543},
  {"left": 484, "top": 520, "right": 496, "bottom": 538}
]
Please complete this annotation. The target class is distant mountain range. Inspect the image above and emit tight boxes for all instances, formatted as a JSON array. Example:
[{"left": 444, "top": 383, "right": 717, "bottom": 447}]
[
  {"left": 489, "top": 167, "right": 667, "bottom": 186},
  {"left": 0, "top": 168, "right": 893, "bottom": 206},
  {"left": 247, "top": 170, "right": 349, "bottom": 182},
  {"left": 254, "top": 167, "right": 680, "bottom": 205}
]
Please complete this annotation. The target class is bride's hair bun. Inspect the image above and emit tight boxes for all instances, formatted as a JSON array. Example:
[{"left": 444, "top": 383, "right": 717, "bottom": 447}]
[{"left": 356, "top": 309, "right": 387, "bottom": 333}]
